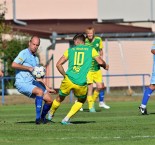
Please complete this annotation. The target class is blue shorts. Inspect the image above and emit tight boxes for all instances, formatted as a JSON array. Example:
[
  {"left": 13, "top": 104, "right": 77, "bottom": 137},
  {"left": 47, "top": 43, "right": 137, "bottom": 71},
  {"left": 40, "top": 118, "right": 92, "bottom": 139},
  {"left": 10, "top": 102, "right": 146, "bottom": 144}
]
[
  {"left": 15, "top": 80, "right": 47, "bottom": 98},
  {"left": 150, "top": 73, "right": 155, "bottom": 84}
]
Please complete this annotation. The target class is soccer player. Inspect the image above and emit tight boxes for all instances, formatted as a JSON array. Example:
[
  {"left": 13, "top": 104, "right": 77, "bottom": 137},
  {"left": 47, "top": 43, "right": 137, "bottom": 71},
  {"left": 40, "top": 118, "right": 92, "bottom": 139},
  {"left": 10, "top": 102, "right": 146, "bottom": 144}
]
[
  {"left": 139, "top": 41, "right": 155, "bottom": 115},
  {"left": 47, "top": 34, "right": 109, "bottom": 124},
  {"left": 11, "top": 36, "right": 56, "bottom": 124},
  {"left": 85, "top": 27, "right": 110, "bottom": 112}
]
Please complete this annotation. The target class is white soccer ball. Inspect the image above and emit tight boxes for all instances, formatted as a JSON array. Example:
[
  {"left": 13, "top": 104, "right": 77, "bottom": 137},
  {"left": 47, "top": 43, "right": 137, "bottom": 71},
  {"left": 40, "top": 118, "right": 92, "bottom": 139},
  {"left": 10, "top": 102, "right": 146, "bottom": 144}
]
[{"left": 32, "top": 66, "right": 46, "bottom": 78}]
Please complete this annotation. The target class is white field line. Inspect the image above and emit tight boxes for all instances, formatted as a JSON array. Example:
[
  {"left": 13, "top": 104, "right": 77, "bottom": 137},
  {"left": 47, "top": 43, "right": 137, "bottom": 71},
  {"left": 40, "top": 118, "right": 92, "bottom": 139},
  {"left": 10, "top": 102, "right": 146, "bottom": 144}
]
[{"left": 1, "top": 135, "right": 155, "bottom": 141}]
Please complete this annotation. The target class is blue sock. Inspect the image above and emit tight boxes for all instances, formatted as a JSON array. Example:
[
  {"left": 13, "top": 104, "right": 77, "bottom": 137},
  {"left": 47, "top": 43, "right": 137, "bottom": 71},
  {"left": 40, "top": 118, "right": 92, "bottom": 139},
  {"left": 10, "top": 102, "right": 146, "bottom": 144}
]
[
  {"left": 41, "top": 103, "right": 51, "bottom": 120},
  {"left": 99, "top": 90, "right": 105, "bottom": 102},
  {"left": 142, "top": 87, "right": 153, "bottom": 105},
  {"left": 35, "top": 96, "right": 43, "bottom": 120}
]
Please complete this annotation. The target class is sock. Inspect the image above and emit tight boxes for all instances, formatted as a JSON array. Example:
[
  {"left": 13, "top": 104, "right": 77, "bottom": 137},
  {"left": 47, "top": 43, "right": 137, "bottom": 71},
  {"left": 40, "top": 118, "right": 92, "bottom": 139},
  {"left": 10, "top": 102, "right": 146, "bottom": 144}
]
[
  {"left": 87, "top": 95, "right": 94, "bottom": 109},
  {"left": 92, "top": 90, "right": 99, "bottom": 102},
  {"left": 35, "top": 96, "right": 43, "bottom": 120},
  {"left": 66, "top": 101, "right": 83, "bottom": 119},
  {"left": 99, "top": 90, "right": 105, "bottom": 102},
  {"left": 142, "top": 87, "right": 153, "bottom": 106},
  {"left": 41, "top": 103, "right": 51, "bottom": 120},
  {"left": 49, "top": 99, "right": 61, "bottom": 116}
]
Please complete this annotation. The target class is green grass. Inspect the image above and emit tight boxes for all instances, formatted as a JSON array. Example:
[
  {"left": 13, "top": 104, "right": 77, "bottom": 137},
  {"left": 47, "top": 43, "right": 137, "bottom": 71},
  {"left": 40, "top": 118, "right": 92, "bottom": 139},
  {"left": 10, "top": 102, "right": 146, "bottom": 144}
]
[{"left": 1, "top": 100, "right": 155, "bottom": 145}]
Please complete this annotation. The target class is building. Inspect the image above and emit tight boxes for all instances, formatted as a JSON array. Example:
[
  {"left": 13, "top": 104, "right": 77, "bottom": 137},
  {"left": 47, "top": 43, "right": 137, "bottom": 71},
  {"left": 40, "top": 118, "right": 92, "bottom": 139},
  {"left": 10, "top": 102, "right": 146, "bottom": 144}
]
[{"left": 2, "top": 0, "right": 155, "bottom": 90}]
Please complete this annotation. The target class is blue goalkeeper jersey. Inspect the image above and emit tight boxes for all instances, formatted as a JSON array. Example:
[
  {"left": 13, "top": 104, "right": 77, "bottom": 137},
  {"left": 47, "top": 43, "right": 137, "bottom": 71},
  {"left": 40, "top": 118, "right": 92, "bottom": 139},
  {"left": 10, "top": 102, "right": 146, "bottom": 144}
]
[{"left": 13, "top": 48, "right": 39, "bottom": 83}]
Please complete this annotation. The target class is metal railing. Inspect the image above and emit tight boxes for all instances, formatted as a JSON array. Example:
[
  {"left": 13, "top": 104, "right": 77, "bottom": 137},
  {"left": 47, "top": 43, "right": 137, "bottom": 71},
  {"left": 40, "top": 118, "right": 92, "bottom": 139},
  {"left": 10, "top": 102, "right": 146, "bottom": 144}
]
[{"left": 0, "top": 74, "right": 150, "bottom": 104}]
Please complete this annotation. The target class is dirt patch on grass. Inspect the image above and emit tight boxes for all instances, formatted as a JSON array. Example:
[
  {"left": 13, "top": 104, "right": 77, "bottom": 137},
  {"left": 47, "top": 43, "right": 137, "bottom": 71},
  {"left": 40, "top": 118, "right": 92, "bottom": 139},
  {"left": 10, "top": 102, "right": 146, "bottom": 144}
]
[{"left": 0, "top": 93, "right": 145, "bottom": 106}]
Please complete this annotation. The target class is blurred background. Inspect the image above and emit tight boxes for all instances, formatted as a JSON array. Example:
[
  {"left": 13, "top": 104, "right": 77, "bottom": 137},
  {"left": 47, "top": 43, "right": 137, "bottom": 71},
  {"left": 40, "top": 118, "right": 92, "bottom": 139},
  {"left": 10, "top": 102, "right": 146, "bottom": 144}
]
[{"left": 1, "top": 0, "right": 155, "bottom": 104}]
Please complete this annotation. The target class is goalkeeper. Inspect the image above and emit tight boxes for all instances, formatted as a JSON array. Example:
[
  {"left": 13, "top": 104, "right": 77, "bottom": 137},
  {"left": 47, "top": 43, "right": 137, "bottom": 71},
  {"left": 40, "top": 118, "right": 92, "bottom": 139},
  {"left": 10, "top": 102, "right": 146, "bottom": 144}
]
[{"left": 11, "top": 36, "right": 56, "bottom": 124}]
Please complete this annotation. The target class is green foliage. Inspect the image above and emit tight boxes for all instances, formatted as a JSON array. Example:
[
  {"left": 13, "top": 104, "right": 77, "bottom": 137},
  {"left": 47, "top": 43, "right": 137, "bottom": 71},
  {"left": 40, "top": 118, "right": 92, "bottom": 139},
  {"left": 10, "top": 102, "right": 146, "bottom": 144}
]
[
  {"left": 0, "top": 37, "right": 29, "bottom": 89},
  {"left": 0, "top": 1, "right": 31, "bottom": 88},
  {"left": 0, "top": 37, "right": 29, "bottom": 76},
  {"left": 0, "top": 1, "right": 11, "bottom": 41}
]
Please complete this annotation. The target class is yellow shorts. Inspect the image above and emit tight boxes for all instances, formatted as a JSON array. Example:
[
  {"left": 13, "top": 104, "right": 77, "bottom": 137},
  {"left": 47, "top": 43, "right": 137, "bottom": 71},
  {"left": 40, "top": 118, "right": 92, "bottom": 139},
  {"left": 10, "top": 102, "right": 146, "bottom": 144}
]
[
  {"left": 87, "top": 69, "right": 102, "bottom": 84},
  {"left": 59, "top": 75, "right": 88, "bottom": 98}
]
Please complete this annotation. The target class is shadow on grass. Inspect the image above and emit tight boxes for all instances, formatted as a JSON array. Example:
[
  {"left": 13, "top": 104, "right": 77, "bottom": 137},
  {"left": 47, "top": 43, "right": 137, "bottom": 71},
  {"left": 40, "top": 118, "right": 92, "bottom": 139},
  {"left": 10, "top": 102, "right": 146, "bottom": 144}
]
[
  {"left": 16, "top": 120, "right": 55, "bottom": 124},
  {"left": 148, "top": 112, "right": 155, "bottom": 115},
  {"left": 70, "top": 121, "right": 96, "bottom": 124},
  {"left": 82, "top": 109, "right": 102, "bottom": 112}
]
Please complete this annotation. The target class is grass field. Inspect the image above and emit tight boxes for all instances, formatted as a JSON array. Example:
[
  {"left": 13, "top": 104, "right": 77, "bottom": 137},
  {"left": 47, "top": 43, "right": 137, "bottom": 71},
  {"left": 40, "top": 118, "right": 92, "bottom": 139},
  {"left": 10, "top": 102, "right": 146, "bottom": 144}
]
[{"left": 1, "top": 95, "right": 155, "bottom": 145}]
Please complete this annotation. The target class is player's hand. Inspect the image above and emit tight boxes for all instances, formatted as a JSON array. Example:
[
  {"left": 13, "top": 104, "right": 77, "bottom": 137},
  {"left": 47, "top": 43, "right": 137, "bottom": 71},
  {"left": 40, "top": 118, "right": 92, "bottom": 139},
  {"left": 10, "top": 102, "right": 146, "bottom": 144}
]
[
  {"left": 48, "top": 88, "right": 57, "bottom": 94},
  {"left": 0, "top": 71, "right": 3, "bottom": 77},
  {"left": 105, "top": 64, "right": 109, "bottom": 70},
  {"left": 29, "top": 67, "right": 34, "bottom": 72}
]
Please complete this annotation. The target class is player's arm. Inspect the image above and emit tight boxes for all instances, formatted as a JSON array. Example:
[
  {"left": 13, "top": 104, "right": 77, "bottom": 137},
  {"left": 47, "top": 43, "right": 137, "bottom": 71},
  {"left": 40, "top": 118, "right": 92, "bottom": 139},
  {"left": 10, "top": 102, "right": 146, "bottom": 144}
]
[
  {"left": 11, "top": 62, "right": 33, "bottom": 72},
  {"left": 99, "top": 49, "right": 103, "bottom": 58},
  {"left": 11, "top": 51, "right": 33, "bottom": 72},
  {"left": 56, "top": 55, "right": 68, "bottom": 77},
  {"left": 151, "top": 41, "right": 155, "bottom": 54},
  {"left": 95, "top": 56, "right": 109, "bottom": 70},
  {"left": 0, "top": 70, "right": 3, "bottom": 77},
  {"left": 151, "top": 49, "right": 155, "bottom": 55},
  {"left": 92, "top": 48, "right": 109, "bottom": 70},
  {"left": 37, "top": 78, "right": 57, "bottom": 94},
  {"left": 99, "top": 37, "right": 104, "bottom": 57}
]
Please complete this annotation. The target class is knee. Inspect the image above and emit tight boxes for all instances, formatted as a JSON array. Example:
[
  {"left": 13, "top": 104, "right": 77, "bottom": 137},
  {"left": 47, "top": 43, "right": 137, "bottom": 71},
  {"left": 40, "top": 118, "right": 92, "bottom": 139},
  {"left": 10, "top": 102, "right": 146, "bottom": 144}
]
[
  {"left": 97, "top": 87, "right": 102, "bottom": 91},
  {"left": 56, "top": 95, "right": 65, "bottom": 103},
  {"left": 78, "top": 98, "right": 86, "bottom": 103},
  {"left": 37, "top": 89, "right": 44, "bottom": 96}
]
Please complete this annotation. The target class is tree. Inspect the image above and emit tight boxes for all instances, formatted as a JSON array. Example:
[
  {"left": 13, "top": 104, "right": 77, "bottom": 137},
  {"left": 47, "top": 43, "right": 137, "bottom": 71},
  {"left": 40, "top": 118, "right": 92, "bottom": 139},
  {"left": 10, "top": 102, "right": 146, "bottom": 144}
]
[{"left": 0, "top": 1, "right": 30, "bottom": 88}]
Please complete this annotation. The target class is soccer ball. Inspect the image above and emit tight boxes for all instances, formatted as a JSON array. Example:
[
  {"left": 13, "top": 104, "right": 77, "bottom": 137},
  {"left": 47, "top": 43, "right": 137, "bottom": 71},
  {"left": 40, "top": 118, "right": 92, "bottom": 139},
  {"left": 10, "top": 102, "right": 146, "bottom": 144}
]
[{"left": 32, "top": 66, "right": 46, "bottom": 78}]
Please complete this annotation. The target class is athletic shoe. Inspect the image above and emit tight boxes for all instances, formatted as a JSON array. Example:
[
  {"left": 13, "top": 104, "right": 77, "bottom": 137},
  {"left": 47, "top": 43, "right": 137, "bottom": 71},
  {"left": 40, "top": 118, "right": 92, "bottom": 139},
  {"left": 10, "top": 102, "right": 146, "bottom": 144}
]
[
  {"left": 139, "top": 106, "right": 147, "bottom": 115},
  {"left": 41, "top": 118, "right": 51, "bottom": 124},
  {"left": 89, "top": 107, "right": 96, "bottom": 113},
  {"left": 99, "top": 102, "right": 110, "bottom": 109},
  {"left": 35, "top": 118, "right": 41, "bottom": 125},
  {"left": 47, "top": 112, "right": 53, "bottom": 121},
  {"left": 79, "top": 108, "right": 83, "bottom": 111},
  {"left": 61, "top": 119, "right": 71, "bottom": 125}
]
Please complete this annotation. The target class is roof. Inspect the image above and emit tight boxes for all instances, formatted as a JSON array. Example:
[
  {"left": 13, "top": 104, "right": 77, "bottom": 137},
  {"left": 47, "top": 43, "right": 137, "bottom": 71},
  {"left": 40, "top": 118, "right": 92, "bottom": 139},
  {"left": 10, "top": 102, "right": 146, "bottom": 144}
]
[{"left": 6, "top": 19, "right": 153, "bottom": 39}]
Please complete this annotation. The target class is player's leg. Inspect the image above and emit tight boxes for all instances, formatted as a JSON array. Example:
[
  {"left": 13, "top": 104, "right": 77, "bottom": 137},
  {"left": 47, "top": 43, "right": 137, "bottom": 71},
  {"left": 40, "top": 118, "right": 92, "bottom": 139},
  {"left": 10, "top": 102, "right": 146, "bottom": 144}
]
[
  {"left": 32, "top": 87, "right": 44, "bottom": 124},
  {"left": 15, "top": 82, "right": 43, "bottom": 124},
  {"left": 92, "top": 70, "right": 102, "bottom": 103},
  {"left": 61, "top": 85, "right": 87, "bottom": 125},
  {"left": 48, "top": 95, "right": 65, "bottom": 120},
  {"left": 33, "top": 81, "right": 53, "bottom": 123},
  {"left": 98, "top": 83, "right": 110, "bottom": 109},
  {"left": 87, "top": 71, "right": 95, "bottom": 112},
  {"left": 93, "top": 70, "right": 110, "bottom": 109},
  {"left": 41, "top": 93, "right": 52, "bottom": 123},
  {"left": 139, "top": 74, "right": 155, "bottom": 115},
  {"left": 48, "top": 75, "right": 71, "bottom": 120},
  {"left": 87, "top": 83, "right": 96, "bottom": 112},
  {"left": 139, "top": 84, "right": 155, "bottom": 114}
]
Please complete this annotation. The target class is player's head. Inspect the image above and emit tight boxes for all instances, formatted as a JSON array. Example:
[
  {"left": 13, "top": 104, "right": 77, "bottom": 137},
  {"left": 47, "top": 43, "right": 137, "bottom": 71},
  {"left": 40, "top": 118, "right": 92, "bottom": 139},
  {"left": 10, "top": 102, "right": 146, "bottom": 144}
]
[
  {"left": 29, "top": 36, "right": 40, "bottom": 54},
  {"left": 73, "top": 34, "right": 85, "bottom": 45},
  {"left": 85, "top": 27, "right": 95, "bottom": 40}
]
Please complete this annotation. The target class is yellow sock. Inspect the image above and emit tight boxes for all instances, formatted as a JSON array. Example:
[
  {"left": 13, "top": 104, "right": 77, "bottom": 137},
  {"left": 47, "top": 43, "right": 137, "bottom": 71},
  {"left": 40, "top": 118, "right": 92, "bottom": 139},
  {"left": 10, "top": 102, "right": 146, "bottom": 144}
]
[
  {"left": 66, "top": 101, "right": 83, "bottom": 119},
  {"left": 92, "top": 90, "right": 99, "bottom": 102},
  {"left": 50, "top": 99, "right": 61, "bottom": 116},
  {"left": 87, "top": 95, "right": 94, "bottom": 109}
]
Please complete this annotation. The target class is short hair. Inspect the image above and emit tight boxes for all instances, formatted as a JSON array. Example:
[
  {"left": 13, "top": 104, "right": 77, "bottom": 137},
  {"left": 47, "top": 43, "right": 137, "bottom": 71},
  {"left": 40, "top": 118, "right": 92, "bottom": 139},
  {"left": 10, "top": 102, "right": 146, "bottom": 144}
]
[
  {"left": 73, "top": 34, "right": 85, "bottom": 42},
  {"left": 85, "top": 27, "right": 95, "bottom": 33},
  {"left": 30, "top": 35, "right": 40, "bottom": 42}
]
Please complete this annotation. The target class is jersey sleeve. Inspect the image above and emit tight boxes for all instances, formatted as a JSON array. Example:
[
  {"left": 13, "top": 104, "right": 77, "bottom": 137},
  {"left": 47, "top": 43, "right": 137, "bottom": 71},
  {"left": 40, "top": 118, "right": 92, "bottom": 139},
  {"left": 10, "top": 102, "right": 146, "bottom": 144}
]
[
  {"left": 13, "top": 50, "right": 26, "bottom": 64},
  {"left": 99, "top": 37, "right": 103, "bottom": 50},
  {"left": 92, "top": 48, "right": 99, "bottom": 58},
  {"left": 63, "top": 49, "right": 69, "bottom": 59},
  {"left": 152, "top": 41, "right": 155, "bottom": 50}
]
